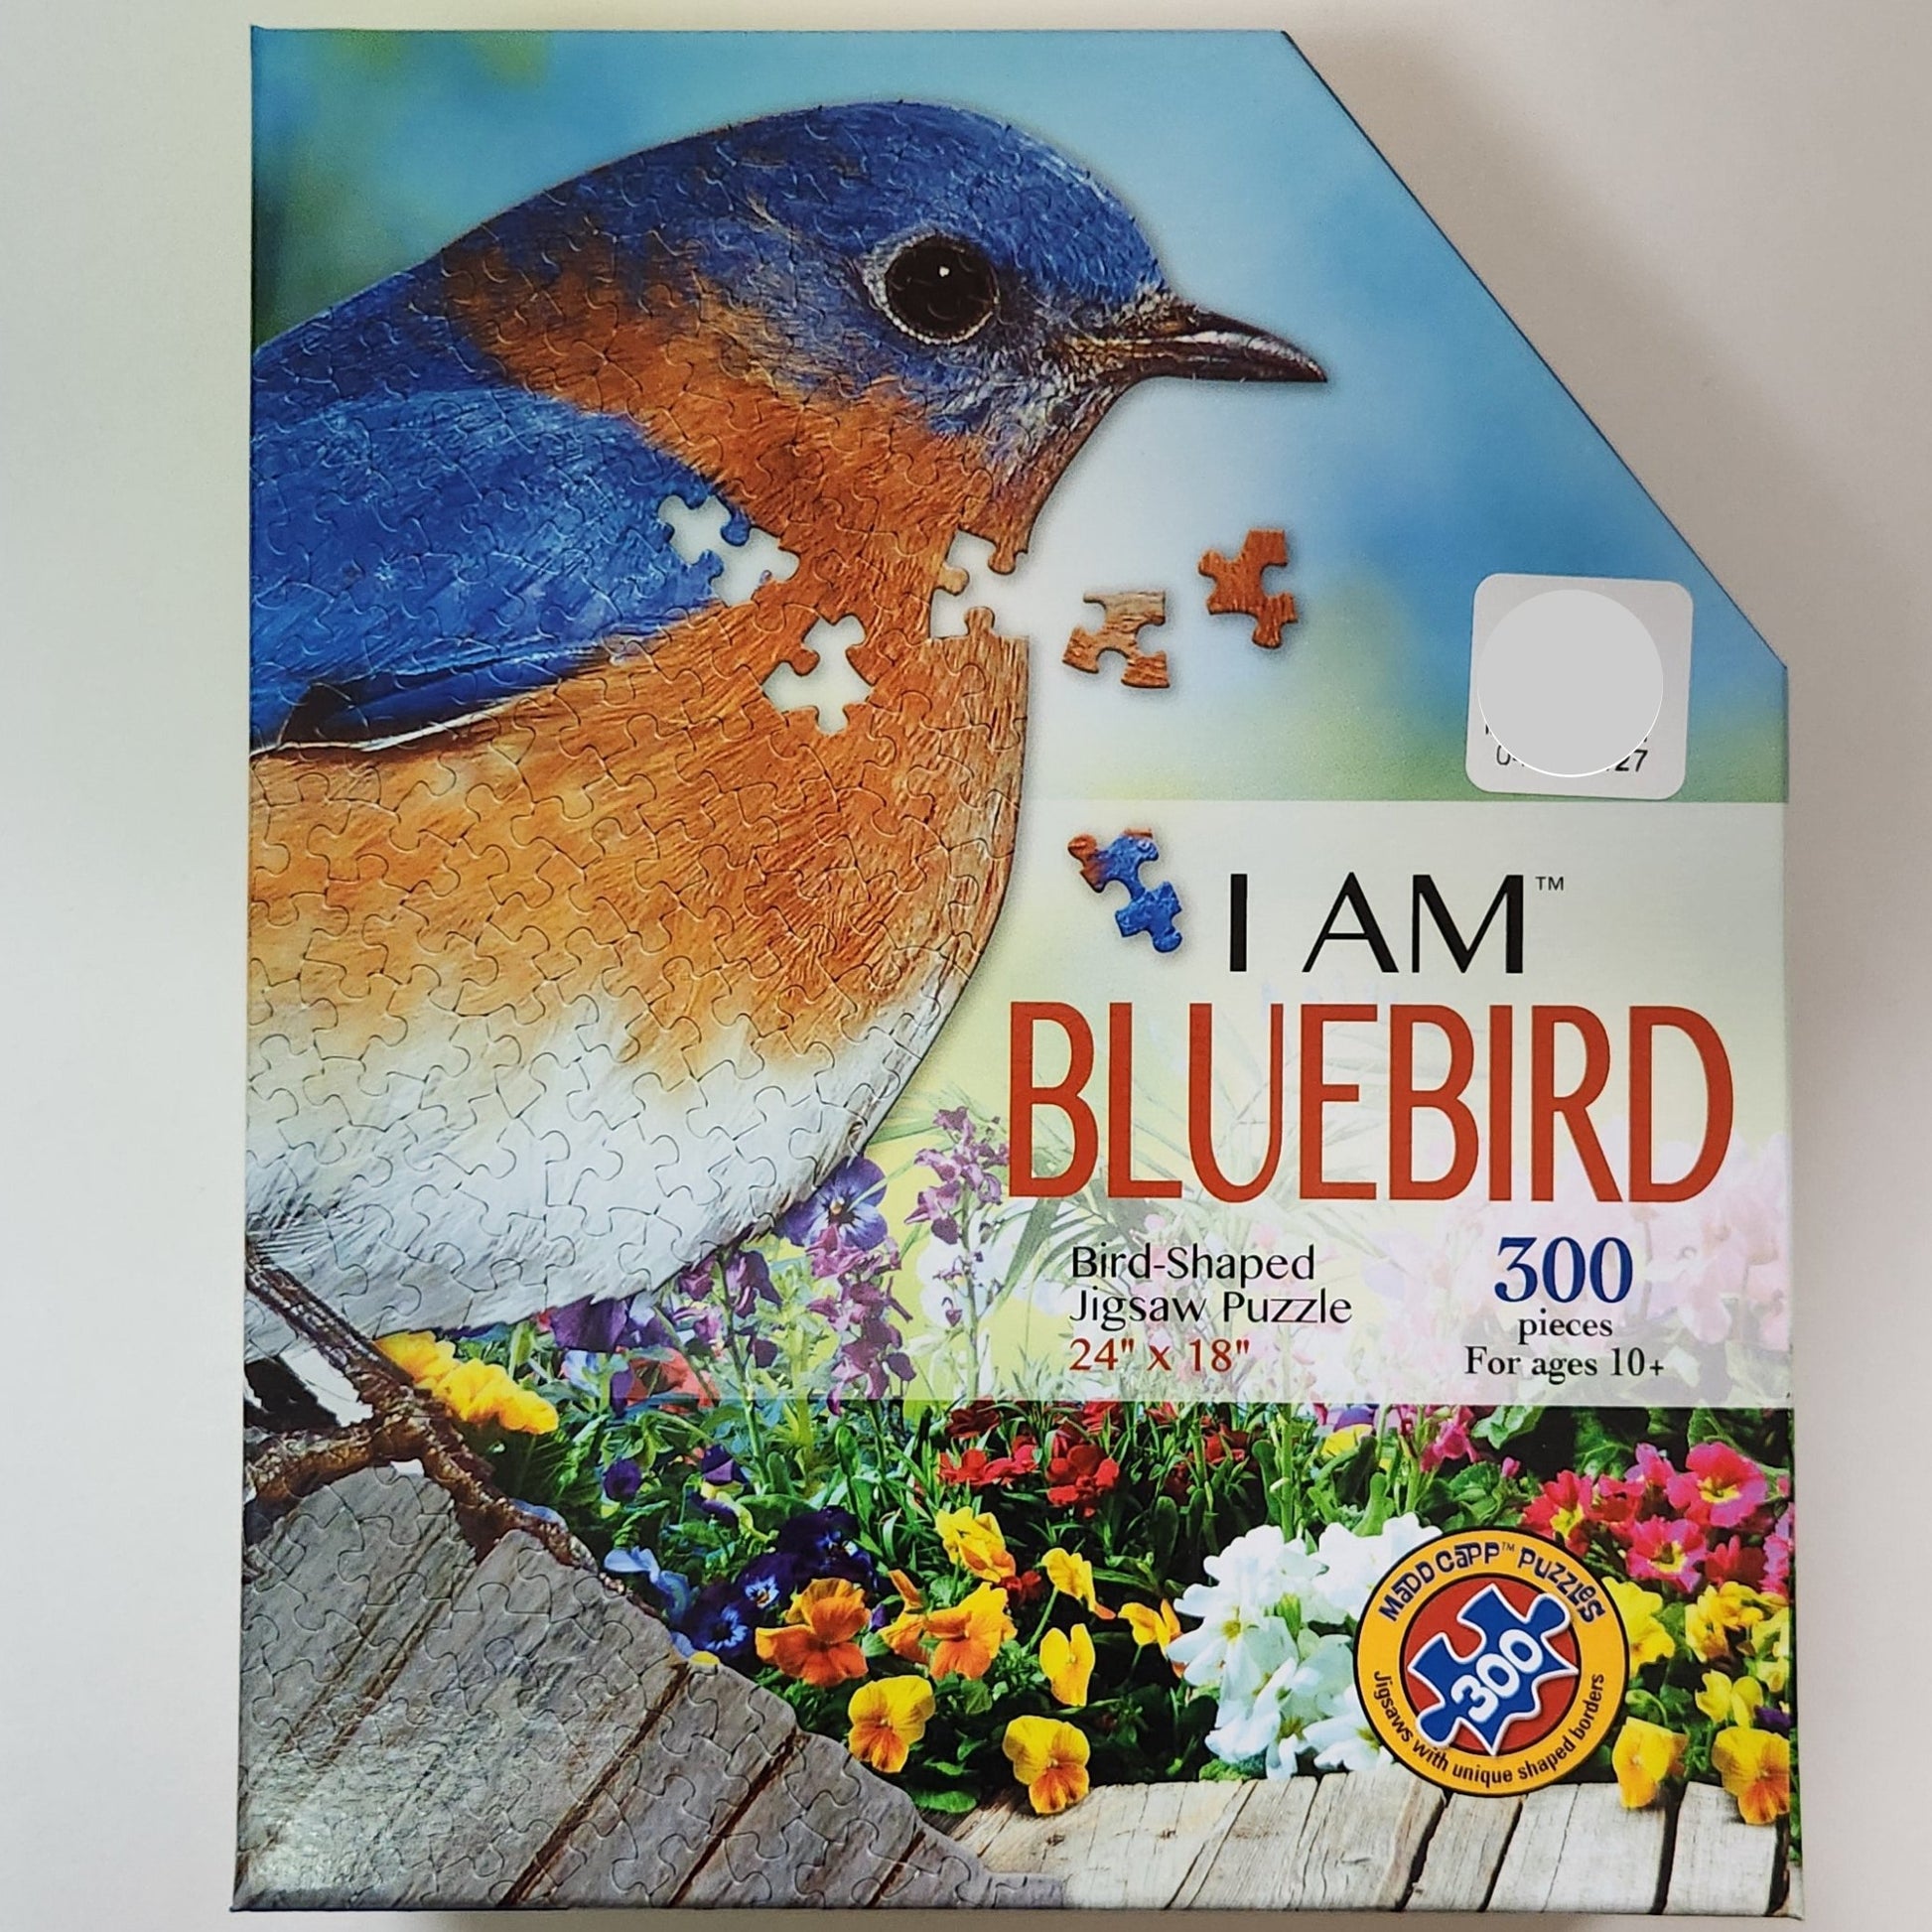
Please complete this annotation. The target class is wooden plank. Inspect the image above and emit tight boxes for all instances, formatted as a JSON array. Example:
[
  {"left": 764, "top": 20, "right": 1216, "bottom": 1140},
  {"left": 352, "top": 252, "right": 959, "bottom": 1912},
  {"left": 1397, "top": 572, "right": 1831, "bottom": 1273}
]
[
  {"left": 1284, "top": 1765, "right": 1446, "bottom": 1909},
  {"left": 507, "top": 1654, "right": 796, "bottom": 1904},
  {"left": 1486, "top": 1784, "right": 1666, "bottom": 1914},
  {"left": 677, "top": 1729, "right": 921, "bottom": 1906},
  {"left": 1402, "top": 1793, "right": 1520, "bottom": 1911},
  {"left": 235, "top": 1529, "right": 684, "bottom": 1908},
  {"left": 1173, "top": 1781, "right": 1316, "bottom": 1907},
  {"left": 876, "top": 1821, "right": 1064, "bottom": 1909},
  {"left": 1665, "top": 1783, "right": 1779, "bottom": 1916},
  {"left": 962, "top": 1780, "right": 1252, "bottom": 1908},
  {"left": 238, "top": 1466, "right": 472, "bottom": 1823}
]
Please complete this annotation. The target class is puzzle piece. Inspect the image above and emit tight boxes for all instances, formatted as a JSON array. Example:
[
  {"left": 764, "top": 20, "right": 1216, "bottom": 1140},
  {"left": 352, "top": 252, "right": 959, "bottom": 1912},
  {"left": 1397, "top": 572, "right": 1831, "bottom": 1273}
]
[
  {"left": 1199, "top": 527, "right": 1298, "bottom": 646},
  {"left": 1067, "top": 827, "right": 1184, "bottom": 951},
  {"left": 1062, "top": 591, "right": 1171, "bottom": 687},
  {"left": 759, "top": 615, "right": 873, "bottom": 732}
]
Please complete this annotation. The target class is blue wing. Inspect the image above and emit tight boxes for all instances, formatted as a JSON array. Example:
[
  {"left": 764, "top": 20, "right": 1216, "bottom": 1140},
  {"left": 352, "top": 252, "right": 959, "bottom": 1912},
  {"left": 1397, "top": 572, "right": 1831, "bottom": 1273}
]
[{"left": 250, "top": 381, "right": 728, "bottom": 751}]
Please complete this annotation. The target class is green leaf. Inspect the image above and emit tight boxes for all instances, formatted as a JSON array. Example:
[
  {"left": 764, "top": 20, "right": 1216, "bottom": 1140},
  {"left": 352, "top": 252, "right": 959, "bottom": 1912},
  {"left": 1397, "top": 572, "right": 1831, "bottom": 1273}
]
[
  {"left": 908, "top": 1787, "right": 979, "bottom": 1814},
  {"left": 1471, "top": 1405, "right": 1543, "bottom": 1449}
]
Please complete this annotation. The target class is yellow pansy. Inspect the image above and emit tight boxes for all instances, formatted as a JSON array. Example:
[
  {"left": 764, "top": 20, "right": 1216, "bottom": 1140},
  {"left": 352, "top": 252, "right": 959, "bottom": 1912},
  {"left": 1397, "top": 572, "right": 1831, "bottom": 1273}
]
[
  {"left": 934, "top": 1507, "right": 1017, "bottom": 1584},
  {"left": 1122, "top": 1599, "right": 1181, "bottom": 1651},
  {"left": 1603, "top": 1576, "right": 1675, "bottom": 1672},
  {"left": 1040, "top": 1624, "right": 1095, "bottom": 1708},
  {"left": 879, "top": 1608, "right": 929, "bottom": 1663},
  {"left": 1685, "top": 1582, "right": 1770, "bottom": 1663},
  {"left": 1003, "top": 1716, "right": 1091, "bottom": 1816},
  {"left": 430, "top": 1357, "right": 560, "bottom": 1434},
  {"left": 1713, "top": 1726, "right": 1791, "bottom": 1826},
  {"left": 1042, "top": 1547, "right": 1113, "bottom": 1617},
  {"left": 1745, "top": 1605, "right": 1791, "bottom": 1694},
  {"left": 1696, "top": 1670, "right": 1764, "bottom": 1728},
  {"left": 847, "top": 1676, "right": 935, "bottom": 1775},
  {"left": 1611, "top": 1717, "right": 1688, "bottom": 1810},
  {"left": 377, "top": 1330, "right": 458, "bottom": 1386},
  {"left": 1319, "top": 1423, "right": 1371, "bottom": 1458}
]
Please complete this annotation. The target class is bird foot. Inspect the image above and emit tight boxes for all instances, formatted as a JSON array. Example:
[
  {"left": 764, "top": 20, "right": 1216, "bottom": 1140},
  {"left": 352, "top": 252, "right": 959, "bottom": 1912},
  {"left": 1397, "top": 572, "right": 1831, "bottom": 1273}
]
[{"left": 243, "top": 1246, "right": 590, "bottom": 1574}]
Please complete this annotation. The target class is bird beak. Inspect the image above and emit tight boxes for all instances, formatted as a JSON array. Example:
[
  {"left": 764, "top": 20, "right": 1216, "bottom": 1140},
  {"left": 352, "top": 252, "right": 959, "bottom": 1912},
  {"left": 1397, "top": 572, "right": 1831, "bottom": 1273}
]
[{"left": 1070, "top": 295, "right": 1326, "bottom": 386}]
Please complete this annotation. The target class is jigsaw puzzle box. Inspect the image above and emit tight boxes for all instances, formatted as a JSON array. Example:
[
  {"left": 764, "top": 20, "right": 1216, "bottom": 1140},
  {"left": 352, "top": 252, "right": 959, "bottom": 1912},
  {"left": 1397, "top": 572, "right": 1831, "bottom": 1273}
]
[{"left": 240, "top": 29, "right": 1796, "bottom": 1913}]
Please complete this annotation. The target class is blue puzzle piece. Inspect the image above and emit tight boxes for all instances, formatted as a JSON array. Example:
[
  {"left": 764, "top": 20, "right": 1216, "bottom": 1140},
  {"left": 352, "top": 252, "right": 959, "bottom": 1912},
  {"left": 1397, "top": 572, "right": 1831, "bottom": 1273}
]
[
  {"left": 1069, "top": 829, "right": 1184, "bottom": 952},
  {"left": 1409, "top": 1585, "right": 1577, "bottom": 1755}
]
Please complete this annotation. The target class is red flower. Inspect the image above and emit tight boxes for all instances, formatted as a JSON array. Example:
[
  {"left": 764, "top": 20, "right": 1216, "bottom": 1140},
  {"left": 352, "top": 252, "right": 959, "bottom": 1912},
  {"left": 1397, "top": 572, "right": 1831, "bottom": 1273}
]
[
  {"left": 1003, "top": 1568, "right": 1047, "bottom": 1608},
  {"left": 1045, "top": 1439, "right": 1121, "bottom": 1515},
  {"left": 1078, "top": 1400, "right": 1122, "bottom": 1436},
  {"left": 1702, "top": 1536, "right": 1768, "bottom": 1590},
  {"left": 1522, "top": 1471, "right": 1597, "bottom": 1555},
  {"left": 1201, "top": 1421, "right": 1251, "bottom": 1468},
  {"left": 937, "top": 1437, "right": 1039, "bottom": 1489},
  {"left": 1625, "top": 1516, "right": 1709, "bottom": 1592},
  {"left": 1665, "top": 1443, "right": 1768, "bottom": 1530},
  {"left": 938, "top": 1448, "right": 1004, "bottom": 1489},
  {"left": 946, "top": 1401, "right": 1004, "bottom": 1441}
]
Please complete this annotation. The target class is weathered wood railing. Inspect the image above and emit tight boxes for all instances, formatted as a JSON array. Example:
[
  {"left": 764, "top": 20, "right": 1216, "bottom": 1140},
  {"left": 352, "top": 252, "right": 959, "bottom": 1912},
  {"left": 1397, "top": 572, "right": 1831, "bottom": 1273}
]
[{"left": 235, "top": 1466, "right": 1055, "bottom": 1909}]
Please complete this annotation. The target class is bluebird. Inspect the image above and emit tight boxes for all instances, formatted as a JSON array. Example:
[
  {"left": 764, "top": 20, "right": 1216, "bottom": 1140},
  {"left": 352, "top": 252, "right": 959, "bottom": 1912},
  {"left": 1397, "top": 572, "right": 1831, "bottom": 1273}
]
[{"left": 245, "top": 103, "right": 1323, "bottom": 1378}]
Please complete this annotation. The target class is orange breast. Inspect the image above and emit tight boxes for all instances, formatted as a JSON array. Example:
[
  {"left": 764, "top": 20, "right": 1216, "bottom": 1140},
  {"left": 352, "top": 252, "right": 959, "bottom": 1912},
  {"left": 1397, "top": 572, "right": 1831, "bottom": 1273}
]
[{"left": 251, "top": 261, "right": 1033, "bottom": 1097}]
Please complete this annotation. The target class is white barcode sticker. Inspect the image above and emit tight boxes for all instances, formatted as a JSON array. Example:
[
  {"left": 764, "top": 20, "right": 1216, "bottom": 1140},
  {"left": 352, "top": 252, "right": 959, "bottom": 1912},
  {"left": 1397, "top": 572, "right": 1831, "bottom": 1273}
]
[{"left": 1465, "top": 574, "right": 1691, "bottom": 798}]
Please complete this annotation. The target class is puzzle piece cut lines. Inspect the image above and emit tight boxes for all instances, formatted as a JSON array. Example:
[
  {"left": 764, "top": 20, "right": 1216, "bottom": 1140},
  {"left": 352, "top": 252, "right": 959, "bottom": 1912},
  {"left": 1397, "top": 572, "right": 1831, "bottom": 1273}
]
[
  {"left": 657, "top": 493, "right": 799, "bottom": 604},
  {"left": 760, "top": 616, "right": 873, "bottom": 733}
]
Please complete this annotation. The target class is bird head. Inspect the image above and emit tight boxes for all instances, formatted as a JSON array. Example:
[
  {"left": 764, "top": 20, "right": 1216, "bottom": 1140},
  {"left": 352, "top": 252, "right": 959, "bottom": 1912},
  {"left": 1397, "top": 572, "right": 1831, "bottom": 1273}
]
[{"left": 466, "top": 102, "right": 1322, "bottom": 563}]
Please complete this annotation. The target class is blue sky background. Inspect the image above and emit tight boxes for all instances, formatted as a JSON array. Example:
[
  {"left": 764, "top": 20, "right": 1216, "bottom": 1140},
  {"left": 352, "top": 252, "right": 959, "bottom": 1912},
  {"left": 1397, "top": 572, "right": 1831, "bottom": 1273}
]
[{"left": 253, "top": 30, "right": 1786, "bottom": 802}]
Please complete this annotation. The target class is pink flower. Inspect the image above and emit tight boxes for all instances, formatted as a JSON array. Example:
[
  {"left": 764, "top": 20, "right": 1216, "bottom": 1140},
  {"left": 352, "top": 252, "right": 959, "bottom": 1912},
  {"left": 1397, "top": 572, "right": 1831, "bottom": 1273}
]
[
  {"left": 1625, "top": 1517, "right": 1708, "bottom": 1592},
  {"left": 1523, "top": 1472, "right": 1597, "bottom": 1555},
  {"left": 1419, "top": 1407, "right": 1477, "bottom": 1473},
  {"left": 1666, "top": 1443, "right": 1768, "bottom": 1530},
  {"left": 1762, "top": 1507, "right": 1794, "bottom": 1598}
]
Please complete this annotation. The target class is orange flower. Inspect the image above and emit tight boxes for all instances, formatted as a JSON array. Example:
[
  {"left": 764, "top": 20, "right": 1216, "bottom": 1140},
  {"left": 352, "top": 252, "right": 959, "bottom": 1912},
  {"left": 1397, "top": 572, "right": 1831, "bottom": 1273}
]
[
  {"left": 756, "top": 1579, "right": 870, "bottom": 1688},
  {"left": 847, "top": 1677, "right": 935, "bottom": 1775},
  {"left": 924, "top": 1583, "right": 1016, "bottom": 1682},
  {"left": 1003, "top": 1716, "right": 1090, "bottom": 1815},
  {"left": 1713, "top": 1726, "right": 1791, "bottom": 1826},
  {"left": 879, "top": 1608, "right": 929, "bottom": 1663}
]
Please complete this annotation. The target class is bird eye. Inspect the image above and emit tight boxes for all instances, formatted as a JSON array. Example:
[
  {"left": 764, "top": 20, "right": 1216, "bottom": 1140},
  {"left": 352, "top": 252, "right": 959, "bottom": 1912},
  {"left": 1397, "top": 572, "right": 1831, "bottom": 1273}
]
[{"left": 878, "top": 234, "right": 1000, "bottom": 345}]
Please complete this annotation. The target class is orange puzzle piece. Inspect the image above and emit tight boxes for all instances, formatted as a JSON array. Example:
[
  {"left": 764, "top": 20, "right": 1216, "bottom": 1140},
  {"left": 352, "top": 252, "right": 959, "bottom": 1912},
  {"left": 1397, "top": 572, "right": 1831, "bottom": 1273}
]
[
  {"left": 1061, "top": 591, "right": 1170, "bottom": 688},
  {"left": 1199, "top": 527, "right": 1298, "bottom": 646}
]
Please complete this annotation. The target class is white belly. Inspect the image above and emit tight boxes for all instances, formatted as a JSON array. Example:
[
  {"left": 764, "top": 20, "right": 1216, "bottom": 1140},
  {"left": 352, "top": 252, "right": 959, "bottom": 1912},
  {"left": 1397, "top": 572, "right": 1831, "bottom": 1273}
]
[{"left": 244, "top": 980, "right": 946, "bottom": 1352}]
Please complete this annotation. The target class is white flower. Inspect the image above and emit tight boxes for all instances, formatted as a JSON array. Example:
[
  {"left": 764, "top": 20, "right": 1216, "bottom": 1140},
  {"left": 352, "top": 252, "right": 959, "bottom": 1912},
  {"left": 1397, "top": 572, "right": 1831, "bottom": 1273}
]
[
  {"left": 1169, "top": 1526, "right": 1323, "bottom": 1689},
  {"left": 1204, "top": 1628, "right": 1352, "bottom": 1767},
  {"left": 1305, "top": 1687, "right": 1387, "bottom": 1772},
  {"left": 1307, "top": 1514, "right": 1437, "bottom": 1624}
]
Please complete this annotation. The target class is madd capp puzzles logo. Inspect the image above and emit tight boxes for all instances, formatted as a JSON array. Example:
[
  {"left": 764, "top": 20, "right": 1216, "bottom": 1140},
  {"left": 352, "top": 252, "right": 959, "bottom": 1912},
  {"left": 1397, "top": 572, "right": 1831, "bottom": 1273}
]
[{"left": 1355, "top": 1530, "right": 1627, "bottom": 1793}]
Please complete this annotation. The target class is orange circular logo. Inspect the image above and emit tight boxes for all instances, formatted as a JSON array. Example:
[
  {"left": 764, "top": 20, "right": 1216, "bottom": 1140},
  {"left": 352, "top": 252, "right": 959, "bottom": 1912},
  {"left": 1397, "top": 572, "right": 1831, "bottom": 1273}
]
[{"left": 1354, "top": 1529, "right": 1627, "bottom": 1794}]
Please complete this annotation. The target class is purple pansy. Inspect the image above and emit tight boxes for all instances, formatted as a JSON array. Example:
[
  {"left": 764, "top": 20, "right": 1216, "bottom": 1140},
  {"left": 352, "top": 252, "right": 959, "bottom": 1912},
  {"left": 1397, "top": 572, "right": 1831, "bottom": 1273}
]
[
  {"left": 777, "top": 1157, "right": 888, "bottom": 1253},
  {"left": 601, "top": 1456, "right": 643, "bottom": 1503}
]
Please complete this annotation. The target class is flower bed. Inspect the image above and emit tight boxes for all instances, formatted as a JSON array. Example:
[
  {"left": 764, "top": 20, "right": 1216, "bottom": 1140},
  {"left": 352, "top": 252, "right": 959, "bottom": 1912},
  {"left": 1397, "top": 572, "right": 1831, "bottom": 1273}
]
[{"left": 372, "top": 1314, "right": 1796, "bottom": 1839}]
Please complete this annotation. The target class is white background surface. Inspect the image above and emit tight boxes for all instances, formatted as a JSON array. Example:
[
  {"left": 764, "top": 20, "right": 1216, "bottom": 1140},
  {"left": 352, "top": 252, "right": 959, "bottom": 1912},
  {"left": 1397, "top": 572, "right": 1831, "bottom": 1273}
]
[{"left": 3, "top": 3, "right": 1926, "bottom": 1928}]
